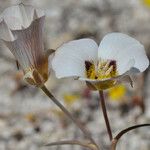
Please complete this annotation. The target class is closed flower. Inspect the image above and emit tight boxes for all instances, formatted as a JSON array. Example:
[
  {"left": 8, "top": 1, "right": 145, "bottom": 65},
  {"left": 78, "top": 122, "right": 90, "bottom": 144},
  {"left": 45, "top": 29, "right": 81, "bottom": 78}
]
[{"left": 0, "top": 4, "right": 49, "bottom": 87}]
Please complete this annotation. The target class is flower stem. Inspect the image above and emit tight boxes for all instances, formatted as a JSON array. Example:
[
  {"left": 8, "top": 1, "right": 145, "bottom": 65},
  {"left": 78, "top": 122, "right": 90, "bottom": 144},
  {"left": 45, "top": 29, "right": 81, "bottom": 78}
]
[
  {"left": 45, "top": 140, "right": 98, "bottom": 150},
  {"left": 111, "top": 124, "right": 150, "bottom": 150},
  {"left": 99, "top": 90, "right": 113, "bottom": 141},
  {"left": 41, "top": 85, "right": 99, "bottom": 150}
]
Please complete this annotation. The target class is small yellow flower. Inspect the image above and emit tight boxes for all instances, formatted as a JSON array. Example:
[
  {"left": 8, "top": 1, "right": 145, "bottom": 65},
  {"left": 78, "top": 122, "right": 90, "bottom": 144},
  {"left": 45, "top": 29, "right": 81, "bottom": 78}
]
[
  {"left": 142, "top": 0, "right": 150, "bottom": 7},
  {"left": 63, "top": 93, "right": 79, "bottom": 106},
  {"left": 108, "top": 84, "right": 126, "bottom": 101}
]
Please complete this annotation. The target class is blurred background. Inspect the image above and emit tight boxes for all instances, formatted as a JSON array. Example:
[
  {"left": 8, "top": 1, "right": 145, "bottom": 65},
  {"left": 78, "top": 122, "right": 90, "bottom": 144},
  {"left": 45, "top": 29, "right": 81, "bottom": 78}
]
[{"left": 0, "top": 0, "right": 150, "bottom": 150}]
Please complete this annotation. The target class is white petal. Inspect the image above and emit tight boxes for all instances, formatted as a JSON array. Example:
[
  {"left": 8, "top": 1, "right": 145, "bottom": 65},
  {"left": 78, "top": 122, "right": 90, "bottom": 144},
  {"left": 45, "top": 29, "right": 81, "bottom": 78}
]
[
  {"left": 0, "top": 5, "right": 22, "bottom": 30},
  {"left": 79, "top": 71, "right": 133, "bottom": 87},
  {"left": 35, "top": 8, "right": 45, "bottom": 18},
  {"left": 0, "top": 20, "right": 15, "bottom": 41},
  {"left": 3, "top": 16, "right": 45, "bottom": 71},
  {"left": 52, "top": 39, "right": 98, "bottom": 78},
  {"left": 0, "top": 4, "right": 44, "bottom": 30},
  {"left": 98, "top": 33, "right": 149, "bottom": 74},
  {"left": 18, "top": 4, "right": 35, "bottom": 28}
]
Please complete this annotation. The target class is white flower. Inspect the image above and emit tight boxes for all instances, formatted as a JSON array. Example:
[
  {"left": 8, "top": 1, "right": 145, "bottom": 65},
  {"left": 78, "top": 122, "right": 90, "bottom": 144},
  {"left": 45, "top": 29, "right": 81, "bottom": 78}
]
[
  {"left": 52, "top": 33, "right": 149, "bottom": 90},
  {"left": 0, "top": 3, "right": 48, "bottom": 87}
]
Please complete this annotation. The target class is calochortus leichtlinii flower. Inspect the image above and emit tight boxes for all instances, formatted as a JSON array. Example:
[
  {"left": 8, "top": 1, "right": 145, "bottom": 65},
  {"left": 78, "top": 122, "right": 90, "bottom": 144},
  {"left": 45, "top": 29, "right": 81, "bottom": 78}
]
[
  {"left": 52, "top": 33, "right": 149, "bottom": 90},
  {"left": 0, "top": 4, "right": 48, "bottom": 87}
]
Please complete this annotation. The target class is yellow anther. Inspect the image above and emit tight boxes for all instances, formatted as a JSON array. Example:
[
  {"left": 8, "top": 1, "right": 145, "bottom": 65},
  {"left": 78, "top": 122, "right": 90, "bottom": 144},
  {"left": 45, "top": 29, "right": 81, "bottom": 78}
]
[
  {"left": 105, "top": 66, "right": 113, "bottom": 76},
  {"left": 103, "top": 60, "right": 110, "bottom": 71}
]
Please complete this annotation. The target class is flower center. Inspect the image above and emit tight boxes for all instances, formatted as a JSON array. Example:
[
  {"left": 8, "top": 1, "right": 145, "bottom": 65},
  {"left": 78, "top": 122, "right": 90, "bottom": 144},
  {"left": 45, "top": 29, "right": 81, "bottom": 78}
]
[{"left": 85, "top": 60, "right": 117, "bottom": 80}]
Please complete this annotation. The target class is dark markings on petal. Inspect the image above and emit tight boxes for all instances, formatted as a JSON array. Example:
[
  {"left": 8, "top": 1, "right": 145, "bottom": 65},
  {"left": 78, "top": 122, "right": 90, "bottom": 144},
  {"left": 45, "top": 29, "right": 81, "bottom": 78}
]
[
  {"left": 85, "top": 61, "right": 93, "bottom": 72},
  {"left": 109, "top": 60, "right": 117, "bottom": 72},
  {"left": 85, "top": 60, "right": 96, "bottom": 79}
]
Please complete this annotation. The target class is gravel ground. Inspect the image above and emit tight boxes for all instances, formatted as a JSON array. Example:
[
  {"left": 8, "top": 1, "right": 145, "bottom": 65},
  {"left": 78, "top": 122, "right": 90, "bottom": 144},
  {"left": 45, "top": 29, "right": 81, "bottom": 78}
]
[{"left": 0, "top": 0, "right": 150, "bottom": 150}]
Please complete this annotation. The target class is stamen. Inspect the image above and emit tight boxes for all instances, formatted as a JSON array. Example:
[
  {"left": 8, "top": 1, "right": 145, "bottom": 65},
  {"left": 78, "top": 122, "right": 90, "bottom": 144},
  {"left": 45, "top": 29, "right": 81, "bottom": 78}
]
[
  {"left": 85, "top": 60, "right": 117, "bottom": 80},
  {"left": 105, "top": 66, "right": 113, "bottom": 76},
  {"left": 103, "top": 60, "right": 111, "bottom": 71}
]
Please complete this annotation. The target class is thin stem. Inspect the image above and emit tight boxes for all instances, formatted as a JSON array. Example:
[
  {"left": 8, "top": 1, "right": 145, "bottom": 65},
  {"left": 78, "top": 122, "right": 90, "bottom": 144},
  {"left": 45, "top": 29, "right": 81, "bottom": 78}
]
[
  {"left": 111, "top": 124, "right": 150, "bottom": 150},
  {"left": 45, "top": 140, "right": 97, "bottom": 150},
  {"left": 99, "top": 90, "right": 113, "bottom": 141},
  {"left": 41, "top": 85, "right": 99, "bottom": 150}
]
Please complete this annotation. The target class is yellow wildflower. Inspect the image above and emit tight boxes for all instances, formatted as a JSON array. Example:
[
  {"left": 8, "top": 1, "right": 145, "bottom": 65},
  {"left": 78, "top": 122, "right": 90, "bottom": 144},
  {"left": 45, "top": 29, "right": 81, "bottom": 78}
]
[
  {"left": 142, "top": 0, "right": 150, "bottom": 7},
  {"left": 108, "top": 84, "right": 126, "bottom": 101},
  {"left": 63, "top": 93, "right": 79, "bottom": 106}
]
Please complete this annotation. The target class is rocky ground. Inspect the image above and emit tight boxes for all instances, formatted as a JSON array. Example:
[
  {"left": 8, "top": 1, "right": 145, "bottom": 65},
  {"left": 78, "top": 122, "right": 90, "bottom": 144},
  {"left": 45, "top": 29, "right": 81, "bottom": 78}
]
[{"left": 0, "top": 0, "right": 150, "bottom": 150}]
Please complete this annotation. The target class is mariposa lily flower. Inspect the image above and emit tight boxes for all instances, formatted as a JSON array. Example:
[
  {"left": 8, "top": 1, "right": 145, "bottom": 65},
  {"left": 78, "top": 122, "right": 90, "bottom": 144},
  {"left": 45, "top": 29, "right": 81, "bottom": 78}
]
[
  {"left": 52, "top": 33, "right": 149, "bottom": 90},
  {"left": 0, "top": 4, "right": 49, "bottom": 87}
]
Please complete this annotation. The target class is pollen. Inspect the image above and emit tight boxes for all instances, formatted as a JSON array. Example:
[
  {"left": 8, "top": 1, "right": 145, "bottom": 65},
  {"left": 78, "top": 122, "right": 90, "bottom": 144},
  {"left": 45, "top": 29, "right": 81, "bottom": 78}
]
[{"left": 85, "top": 60, "right": 117, "bottom": 80}]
